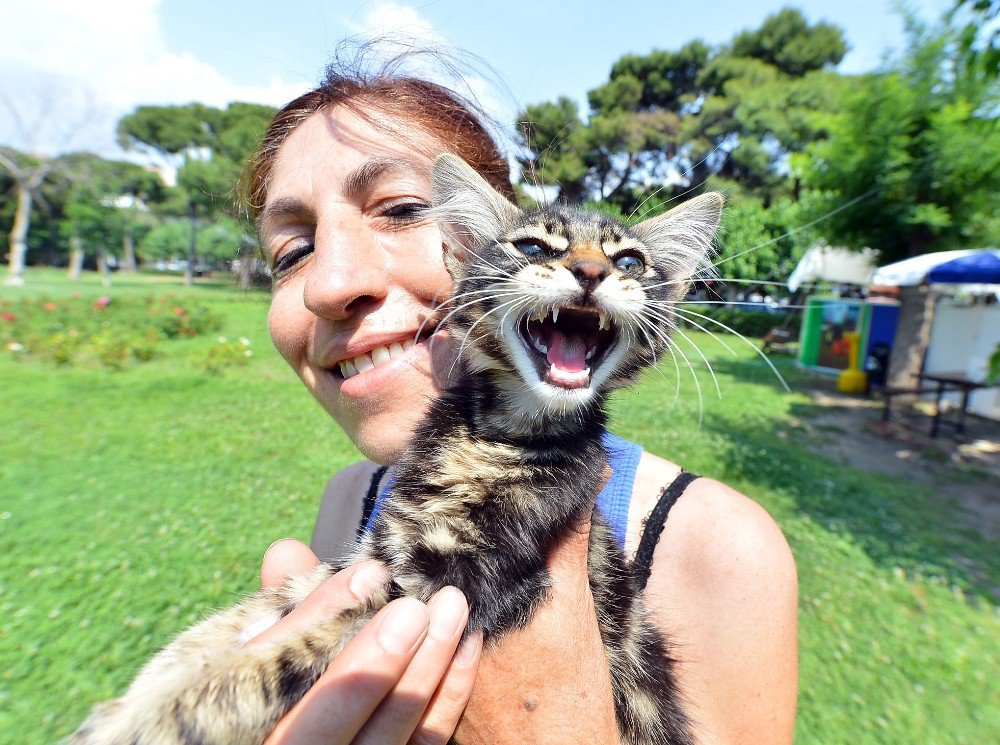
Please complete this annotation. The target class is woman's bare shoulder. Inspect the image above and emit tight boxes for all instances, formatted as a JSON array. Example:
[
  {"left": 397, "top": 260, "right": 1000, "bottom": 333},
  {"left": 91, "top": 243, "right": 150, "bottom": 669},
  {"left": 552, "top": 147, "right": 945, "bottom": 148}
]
[
  {"left": 627, "top": 451, "right": 795, "bottom": 583},
  {"left": 310, "top": 461, "right": 383, "bottom": 562},
  {"left": 630, "top": 451, "right": 798, "bottom": 744}
]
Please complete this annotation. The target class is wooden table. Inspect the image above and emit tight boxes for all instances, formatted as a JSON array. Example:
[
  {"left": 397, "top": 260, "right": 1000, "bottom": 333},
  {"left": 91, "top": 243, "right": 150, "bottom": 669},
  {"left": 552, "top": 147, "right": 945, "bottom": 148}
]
[{"left": 918, "top": 372, "right": 998, "bottom": 437}]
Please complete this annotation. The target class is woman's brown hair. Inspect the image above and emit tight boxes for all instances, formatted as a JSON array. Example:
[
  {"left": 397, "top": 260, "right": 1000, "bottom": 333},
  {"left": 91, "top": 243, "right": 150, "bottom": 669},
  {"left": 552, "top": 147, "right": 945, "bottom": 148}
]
[{"left": 242, "top": 59, "right": 514, "bottom": 224}]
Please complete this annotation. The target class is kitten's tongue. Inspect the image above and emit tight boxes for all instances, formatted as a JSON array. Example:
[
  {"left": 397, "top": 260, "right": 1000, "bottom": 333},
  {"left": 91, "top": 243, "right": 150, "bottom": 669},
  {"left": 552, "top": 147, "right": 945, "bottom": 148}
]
[{"left": 545, "top": 328, "right": 590, "bottom": 388}]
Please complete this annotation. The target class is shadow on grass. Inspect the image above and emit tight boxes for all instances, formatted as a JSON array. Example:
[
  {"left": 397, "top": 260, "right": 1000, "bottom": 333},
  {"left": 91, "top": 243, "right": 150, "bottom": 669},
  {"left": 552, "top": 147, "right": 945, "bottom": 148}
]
[{"left": 700, "top": 355, "right": 998, "bottom": 603}]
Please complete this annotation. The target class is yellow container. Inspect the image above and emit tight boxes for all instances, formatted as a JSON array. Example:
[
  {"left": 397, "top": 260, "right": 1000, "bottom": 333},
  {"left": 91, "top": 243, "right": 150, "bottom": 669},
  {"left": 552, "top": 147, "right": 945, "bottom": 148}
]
[{"left": 836, "top": 331, "right": 868, "bottom": 392}]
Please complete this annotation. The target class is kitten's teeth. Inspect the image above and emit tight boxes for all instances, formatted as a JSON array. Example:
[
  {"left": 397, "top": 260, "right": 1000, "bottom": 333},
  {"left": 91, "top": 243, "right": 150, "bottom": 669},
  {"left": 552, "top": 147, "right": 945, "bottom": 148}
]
[
  {"left": 585, "top": 346, "right": 595, "bottom": 361},
  {"left": 551, "top": 306, "right": 559, "bottom": 323},
  {"left": 599, "top": 312, "right": 609, "bottom": 330}
]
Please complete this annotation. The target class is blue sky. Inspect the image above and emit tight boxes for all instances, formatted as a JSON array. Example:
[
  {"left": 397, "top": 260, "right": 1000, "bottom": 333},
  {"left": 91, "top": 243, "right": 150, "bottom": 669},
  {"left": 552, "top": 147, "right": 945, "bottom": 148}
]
[{"left": 1, "top": 0, "right": 955, "bottom": 156}]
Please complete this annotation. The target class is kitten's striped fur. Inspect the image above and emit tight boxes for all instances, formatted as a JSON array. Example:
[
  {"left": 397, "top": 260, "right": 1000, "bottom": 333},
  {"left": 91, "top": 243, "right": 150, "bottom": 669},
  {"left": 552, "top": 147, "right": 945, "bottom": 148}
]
[{"left": 71, "top": 154, "right": 723, "bottom": 745}]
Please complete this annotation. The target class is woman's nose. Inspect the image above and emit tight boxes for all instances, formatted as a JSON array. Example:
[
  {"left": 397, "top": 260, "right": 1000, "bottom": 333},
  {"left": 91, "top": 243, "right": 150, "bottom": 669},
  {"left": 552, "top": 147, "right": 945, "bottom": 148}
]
[{"left": 302, "top": 226, "right": 389, "bottom": 320}]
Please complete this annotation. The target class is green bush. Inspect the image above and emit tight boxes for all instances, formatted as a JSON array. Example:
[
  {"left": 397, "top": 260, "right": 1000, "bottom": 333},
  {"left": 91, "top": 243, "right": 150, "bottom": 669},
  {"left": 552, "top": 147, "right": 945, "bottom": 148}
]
[
  {"left": 0, "top": 295, "right": 222, "bottom": 369},
  {"left": 682, "top": 305, "right": 800, "bottom": 339},
  {"left": 189, "top": 336, "right": 254, "bottom": 375}
]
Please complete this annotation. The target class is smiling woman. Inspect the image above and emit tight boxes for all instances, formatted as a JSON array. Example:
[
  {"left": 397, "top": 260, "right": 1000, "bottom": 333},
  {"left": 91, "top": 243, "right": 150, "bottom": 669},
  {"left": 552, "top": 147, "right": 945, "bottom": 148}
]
[
  {"left": 69, "top": 57, "right": 795, "bottom": 745},
  {"left": 237, "top": 58, "right": 798, "bottom": 745}
]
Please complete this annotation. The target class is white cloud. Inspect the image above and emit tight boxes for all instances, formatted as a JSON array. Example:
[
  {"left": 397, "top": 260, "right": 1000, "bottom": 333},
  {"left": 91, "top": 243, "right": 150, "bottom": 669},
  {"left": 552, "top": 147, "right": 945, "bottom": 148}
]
[
  {"left": 345, "top": 1, "right": 443, "bottom": 42},
  {"left": 0, "top": 0, "right": 304, "bottom": 155}
]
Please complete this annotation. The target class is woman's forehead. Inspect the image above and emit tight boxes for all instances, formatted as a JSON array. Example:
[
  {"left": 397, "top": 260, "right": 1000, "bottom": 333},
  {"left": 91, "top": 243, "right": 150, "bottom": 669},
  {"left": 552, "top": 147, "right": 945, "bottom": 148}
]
[{"left": 270, "top": 106, "right": 438, "bottom": 188}]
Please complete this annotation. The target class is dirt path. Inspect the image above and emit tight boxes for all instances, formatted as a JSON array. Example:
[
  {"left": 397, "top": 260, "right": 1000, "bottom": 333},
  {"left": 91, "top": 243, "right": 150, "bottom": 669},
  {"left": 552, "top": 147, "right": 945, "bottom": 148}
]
[{"left": 795, "top": 380, "right": 1000, "bottom": 542}]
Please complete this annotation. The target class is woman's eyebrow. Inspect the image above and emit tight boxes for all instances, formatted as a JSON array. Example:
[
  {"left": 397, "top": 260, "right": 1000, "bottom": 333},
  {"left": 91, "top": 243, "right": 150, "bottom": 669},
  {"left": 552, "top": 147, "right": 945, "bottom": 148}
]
[
  {"left": 257, "top": 197, "right": 314, "bottom": 233},
  {"left": 343, "top": 156, "right": 421, "bottom": 199}
]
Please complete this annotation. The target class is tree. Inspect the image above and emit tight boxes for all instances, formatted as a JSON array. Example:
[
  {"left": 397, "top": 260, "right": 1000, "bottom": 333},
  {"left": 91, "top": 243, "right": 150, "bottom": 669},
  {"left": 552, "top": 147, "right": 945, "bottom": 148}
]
[
  {"left": 803, "top": 10, "right": 1000, "bottom": 261},
  {"left": 116, "top": 102, "right": 274, "bottom": 284},
  {"left": 54, "top": 154, "right": 162, "bottom": 280},
  {"left": 0, "top": 147, "right": 52, "bottom": 285},
  {"left": 514, "top": 8, "right": 851, "bottom": 212},
  {"left": 0, "top": 81, "right": 102, "bottom": 284}
]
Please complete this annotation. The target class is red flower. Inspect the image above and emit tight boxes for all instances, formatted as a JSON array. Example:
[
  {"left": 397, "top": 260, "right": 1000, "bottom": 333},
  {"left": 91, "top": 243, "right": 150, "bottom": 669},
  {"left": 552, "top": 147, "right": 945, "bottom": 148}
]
[
  {"left": 174, "top": 308, "right": 186, "bottom": 315},
  {"left": 0, "top": 313, "right": 15, "bottom": 322},
  {"left": 93, "top": 296, "right": 111, "bottom": 309},
  {"left": 44, "top": 302, "right": 58, "bottom": 311}
]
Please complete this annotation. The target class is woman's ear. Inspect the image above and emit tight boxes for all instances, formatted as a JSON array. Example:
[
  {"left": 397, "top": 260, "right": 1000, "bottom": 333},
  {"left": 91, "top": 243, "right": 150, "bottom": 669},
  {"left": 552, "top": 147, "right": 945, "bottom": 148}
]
[{"left": 430, "top": 154, "right": 520, "bottom": 276}]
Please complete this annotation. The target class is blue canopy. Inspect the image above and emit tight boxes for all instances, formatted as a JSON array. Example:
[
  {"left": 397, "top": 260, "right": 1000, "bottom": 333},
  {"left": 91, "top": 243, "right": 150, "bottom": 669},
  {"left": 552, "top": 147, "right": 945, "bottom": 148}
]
[{"left": 926, "top": 249, "right": 1000, "bottom": 284}]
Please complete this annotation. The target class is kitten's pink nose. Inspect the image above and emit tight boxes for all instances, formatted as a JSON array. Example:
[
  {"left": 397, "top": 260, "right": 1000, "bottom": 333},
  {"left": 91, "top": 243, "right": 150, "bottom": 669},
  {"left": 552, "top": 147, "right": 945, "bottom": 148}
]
[{"left": 570, "top": 259, "right": 610, "bottom": 295}]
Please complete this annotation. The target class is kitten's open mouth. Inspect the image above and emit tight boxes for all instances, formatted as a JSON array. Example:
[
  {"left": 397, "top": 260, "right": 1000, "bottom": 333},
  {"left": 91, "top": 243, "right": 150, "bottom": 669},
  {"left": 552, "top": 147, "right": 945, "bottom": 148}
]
[{"left": 519, "top": 306, "right": 616, "bottom": 389}]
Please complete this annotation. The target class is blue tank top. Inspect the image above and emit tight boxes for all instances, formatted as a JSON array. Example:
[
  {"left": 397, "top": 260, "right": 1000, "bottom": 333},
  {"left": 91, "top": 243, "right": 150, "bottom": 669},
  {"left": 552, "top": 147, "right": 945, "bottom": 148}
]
[{"left": 362, "top": 432, "right": 643, "bottom": 549}]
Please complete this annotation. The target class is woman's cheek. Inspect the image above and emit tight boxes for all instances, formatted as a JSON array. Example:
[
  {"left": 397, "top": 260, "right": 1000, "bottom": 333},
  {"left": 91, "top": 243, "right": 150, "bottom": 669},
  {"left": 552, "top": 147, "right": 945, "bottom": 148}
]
[{"left": 267, "top": 292, "right": 305, "bottom": 369}]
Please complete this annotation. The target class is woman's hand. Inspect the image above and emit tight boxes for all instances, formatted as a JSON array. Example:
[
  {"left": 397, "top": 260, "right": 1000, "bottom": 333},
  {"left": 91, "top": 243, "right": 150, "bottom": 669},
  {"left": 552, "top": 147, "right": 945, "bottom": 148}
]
[{"left": 251, "top": 539, "right": 483, "bottom": 745}]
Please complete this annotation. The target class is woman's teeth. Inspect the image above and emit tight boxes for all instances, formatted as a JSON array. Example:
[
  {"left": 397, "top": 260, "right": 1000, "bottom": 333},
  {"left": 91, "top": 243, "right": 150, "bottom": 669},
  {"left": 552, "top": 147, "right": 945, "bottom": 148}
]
[{"left": 339, "top": 340, "right": 416, "bottom": 379}]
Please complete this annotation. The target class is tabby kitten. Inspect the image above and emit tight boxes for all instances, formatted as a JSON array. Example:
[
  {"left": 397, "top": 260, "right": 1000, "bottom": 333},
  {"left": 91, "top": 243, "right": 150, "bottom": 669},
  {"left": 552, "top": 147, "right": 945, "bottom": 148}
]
[{"left": 71, "top": 154, "right": 723, "bottom": 745}]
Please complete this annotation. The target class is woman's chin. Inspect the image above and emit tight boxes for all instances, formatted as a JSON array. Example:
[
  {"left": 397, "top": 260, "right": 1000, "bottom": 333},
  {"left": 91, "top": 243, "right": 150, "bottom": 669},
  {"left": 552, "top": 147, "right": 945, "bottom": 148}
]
[{"left": 348, "top": 407, "right": 429, "bottom": 464}]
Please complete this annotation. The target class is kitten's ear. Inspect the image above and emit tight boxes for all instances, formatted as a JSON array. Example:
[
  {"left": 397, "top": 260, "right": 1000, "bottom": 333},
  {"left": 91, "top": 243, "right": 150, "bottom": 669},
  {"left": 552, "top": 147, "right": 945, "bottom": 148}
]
[
  {"left": 430, "top": 153, "right": 520, "bottom": 275},
  {"left": 632, "top": 192, "right": 724, "bottom": 286}
]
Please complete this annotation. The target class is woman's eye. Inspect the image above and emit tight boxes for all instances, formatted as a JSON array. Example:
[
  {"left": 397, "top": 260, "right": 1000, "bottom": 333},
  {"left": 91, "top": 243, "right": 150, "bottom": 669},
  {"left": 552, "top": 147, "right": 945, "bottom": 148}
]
[
  {"left": 613, "top": 253, "right": 645, "bottom": 276},
  {"left": 383, "top": 201, "right": 430, "bottom": 222},
  {"left": 272, "top": 243, "right": 314, "bottom": 276}
]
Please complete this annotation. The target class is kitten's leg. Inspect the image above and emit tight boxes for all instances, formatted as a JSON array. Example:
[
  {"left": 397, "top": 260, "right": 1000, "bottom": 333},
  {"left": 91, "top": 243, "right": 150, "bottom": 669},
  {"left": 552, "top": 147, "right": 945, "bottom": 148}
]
[{"left": 70, "top": 565, "right": 385, "bottom": 745}]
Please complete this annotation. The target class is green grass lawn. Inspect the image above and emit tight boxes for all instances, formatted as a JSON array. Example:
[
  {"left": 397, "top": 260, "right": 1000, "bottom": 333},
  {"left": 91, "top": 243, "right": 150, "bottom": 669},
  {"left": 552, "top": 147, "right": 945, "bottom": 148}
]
[{"left": 2, "top": 269, "right": 997, "bottom": 743}]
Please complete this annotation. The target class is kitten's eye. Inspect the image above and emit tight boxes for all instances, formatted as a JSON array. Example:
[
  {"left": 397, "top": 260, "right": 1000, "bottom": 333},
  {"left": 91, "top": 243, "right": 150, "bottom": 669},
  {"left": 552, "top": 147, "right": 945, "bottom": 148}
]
[
  {"left": 613, "top": 253, "right": 645, "bottom": 276},
  {"left": 515, "top": 241, "right": 544, "bottom": 257}
]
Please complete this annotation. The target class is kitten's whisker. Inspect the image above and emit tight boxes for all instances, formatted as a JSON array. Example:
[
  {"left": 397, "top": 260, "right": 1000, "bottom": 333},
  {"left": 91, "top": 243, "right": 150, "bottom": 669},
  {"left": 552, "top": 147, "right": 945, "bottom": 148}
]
[
  {"left": 671, "top": 306, "right": 792, "bottom": 392},
  {"left": 709, "top": 186, "right": 879, "bottom": 271},
  {"left": 664, "top": 334, "right": 704, "bottom": 428},
  {"left": 632, "top": 320, "right": 683, "bottom": 404},
  {"left": 667, "top": 323, "right": 722, "bottom": 400},
  {"left": 646, "top": 305, "right": 737, "bottom": 358},
  {"left": 670, "top": 300, "right": 808, "bottom": 310},
  {"left": 640, "top": 306, "right": 724, "bottom": 399},
  {"left": 628, "top": 140, "right": 730, "bottom": 222},
  {"left": 448, "top": 297, "right": 528, "bottom": 378},
  {"left": 420, "top": 288, "right": 526, "bottom": 347}
]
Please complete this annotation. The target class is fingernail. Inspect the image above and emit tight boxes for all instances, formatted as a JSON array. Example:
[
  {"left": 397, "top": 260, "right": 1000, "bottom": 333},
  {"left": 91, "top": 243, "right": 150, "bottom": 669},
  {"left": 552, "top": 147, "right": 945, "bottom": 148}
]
[
  {"left": 427, "top": 586, "right": 468, "bottom": 642},
  {"left": 454, "top": 630, "right": 483, "bottom": 668},
  {"left": 348, "top": 562, "right": 388, "bottom": 598},
  {"left": 265, "top": 537, "right": 296, "bottom": 554},
  {"left": 377, "top": 599, "right": 429, "bottom": 656}
]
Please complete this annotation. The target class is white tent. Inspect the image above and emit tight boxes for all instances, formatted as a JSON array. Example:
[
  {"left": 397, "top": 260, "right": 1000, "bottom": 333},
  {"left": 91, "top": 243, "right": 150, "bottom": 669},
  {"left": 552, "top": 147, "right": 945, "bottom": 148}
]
[
  {"left": 869, "top": 249, "right": 981, "bottom": 286},
  {"left": 787, "top": 244, "right": 879, "bottom": 292}
]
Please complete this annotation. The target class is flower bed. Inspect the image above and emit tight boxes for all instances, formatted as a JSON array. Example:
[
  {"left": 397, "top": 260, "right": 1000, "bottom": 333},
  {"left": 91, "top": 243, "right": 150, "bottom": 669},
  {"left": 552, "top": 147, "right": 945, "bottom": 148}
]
[{"left": 0, "top": 295, "right": 224, "bottom": 370}]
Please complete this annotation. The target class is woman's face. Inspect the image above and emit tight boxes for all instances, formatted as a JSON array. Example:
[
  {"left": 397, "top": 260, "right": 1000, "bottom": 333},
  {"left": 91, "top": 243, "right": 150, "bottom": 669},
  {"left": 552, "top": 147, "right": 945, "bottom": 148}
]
[{"left": 261, "top": 106, "right": 455, "bottom": 464}]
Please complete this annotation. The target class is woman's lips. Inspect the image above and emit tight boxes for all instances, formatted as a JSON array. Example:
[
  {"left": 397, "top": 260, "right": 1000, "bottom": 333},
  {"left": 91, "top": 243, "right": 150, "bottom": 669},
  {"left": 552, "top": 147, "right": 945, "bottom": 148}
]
[
  {"left": 338, "top": 339, "right": 418, "bottom": 379},
  {"left": 335, "top": 333, "right": 440, "bottom": 398}
]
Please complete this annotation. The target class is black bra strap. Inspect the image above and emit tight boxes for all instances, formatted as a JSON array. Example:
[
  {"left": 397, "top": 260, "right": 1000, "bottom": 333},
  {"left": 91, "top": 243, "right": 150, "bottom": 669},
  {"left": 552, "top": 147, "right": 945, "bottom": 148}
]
[
  {"left": 632, "top": 470, "right": 700, "bottom": 592},
  {"left": 357, "top": 465, "right": 389, "bottom": 539}
]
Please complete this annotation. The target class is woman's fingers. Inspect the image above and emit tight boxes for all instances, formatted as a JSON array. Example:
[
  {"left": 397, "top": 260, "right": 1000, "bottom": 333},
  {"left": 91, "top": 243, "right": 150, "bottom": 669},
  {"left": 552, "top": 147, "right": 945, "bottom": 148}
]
[
  {"left": 260, "top": 538, "right": 321, "bottom": 589},
  {"left": 248, "top": 560, "right": 388, "bottom": 649},
  {"left": 352, "top": 587, "right": 474, "bottom": 745},
  {"left": 411, "top": 629, "right": 484, "bottom": 745},
  {"left": 263, "top": 597, "right": 431, "bottom": 745},
  {"left": 255, "top": 545, "right": 478, "bottom": 744}
]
